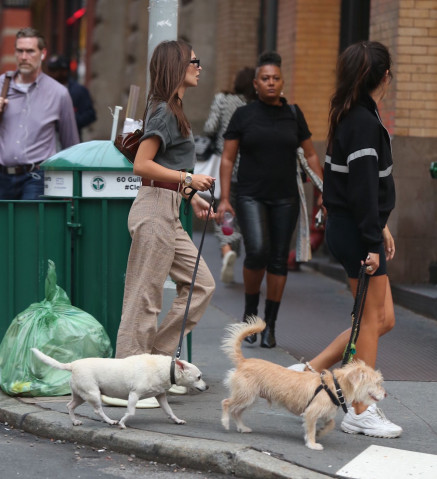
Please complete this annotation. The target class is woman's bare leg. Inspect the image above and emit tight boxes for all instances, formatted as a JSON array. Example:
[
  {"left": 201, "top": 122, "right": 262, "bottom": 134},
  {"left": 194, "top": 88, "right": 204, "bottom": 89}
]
[{"left": 306, "top": 276, "right": 395, "bottom": 372}]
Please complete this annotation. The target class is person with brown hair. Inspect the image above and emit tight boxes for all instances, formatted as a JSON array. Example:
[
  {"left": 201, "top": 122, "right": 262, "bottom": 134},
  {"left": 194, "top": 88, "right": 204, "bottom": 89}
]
[
  {"left": 289, "top": 41, "right": 402, "bottom": 439},
  {"left": 115, "top": 40, "right": 215, "bottom": 365},
  {"left": 218, "top": 51, "right": 323, "bottom": 348}
]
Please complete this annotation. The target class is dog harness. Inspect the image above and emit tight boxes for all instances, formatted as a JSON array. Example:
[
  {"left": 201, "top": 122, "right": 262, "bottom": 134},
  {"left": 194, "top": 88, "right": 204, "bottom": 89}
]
[{"left": 305, "top": 370, "right": 348, "bottom": 413}]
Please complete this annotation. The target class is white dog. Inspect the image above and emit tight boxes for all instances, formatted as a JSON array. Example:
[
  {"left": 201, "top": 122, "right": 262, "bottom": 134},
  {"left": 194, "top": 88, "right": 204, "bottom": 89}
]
[{"left": 31, "top": 348, "right": 208, "bottom": 429}]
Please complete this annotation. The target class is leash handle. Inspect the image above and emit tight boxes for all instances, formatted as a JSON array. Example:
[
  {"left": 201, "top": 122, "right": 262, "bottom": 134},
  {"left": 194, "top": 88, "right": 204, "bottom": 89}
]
[{"left": 341, "top": 264, "right": 369, "bottom": 366}]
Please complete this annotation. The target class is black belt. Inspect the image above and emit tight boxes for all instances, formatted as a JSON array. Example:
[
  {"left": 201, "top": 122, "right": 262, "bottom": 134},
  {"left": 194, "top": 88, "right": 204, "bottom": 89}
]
[{"left": 0, "top": 163, "right": 42, "bottom": 175}]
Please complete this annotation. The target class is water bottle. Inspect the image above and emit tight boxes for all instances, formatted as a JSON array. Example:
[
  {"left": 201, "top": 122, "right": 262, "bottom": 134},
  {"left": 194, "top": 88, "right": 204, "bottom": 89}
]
[{"left": 221, "top": 212, "right": 234, "bottom": 236}]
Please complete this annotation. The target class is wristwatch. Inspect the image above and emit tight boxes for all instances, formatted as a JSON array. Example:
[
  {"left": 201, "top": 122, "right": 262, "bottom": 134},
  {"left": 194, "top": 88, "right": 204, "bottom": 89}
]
[{"left": 184, "top": 172, "right": 193, "bottom": 186}]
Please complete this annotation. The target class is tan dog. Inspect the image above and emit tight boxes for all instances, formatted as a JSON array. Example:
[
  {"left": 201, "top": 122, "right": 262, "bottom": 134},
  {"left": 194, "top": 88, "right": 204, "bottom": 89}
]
[
  {"left": 31, "top": 348, "right": 208, "bottom": 429},
  {"left": 221, "top": 318, "right": 386, "bottom": 450}
]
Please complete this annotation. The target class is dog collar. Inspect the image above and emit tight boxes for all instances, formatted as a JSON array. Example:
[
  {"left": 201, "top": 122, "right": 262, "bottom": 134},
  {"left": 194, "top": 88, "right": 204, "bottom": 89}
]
[
  {"left": 305, "top": 371, "right": 348, "bottom": 414},
  {"left": 170, "top": 359, "right": 176, "bottom": 385}
]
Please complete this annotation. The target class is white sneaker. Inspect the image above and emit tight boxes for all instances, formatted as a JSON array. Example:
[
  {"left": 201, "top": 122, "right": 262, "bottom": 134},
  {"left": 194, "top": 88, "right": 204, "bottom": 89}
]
[
  {"left": 287, "top": 363, "right": 306, "bottom": 371},
  {"left": 341, "top": 403, "right": 402, "bottom": 438},
  {"left": 287, "top": 361, "right": 316, "bottom": 372},
  {"left": 221, "top": 250, "right": 236, "bottom": 283},
  {"left": 101, "top": 395, "right": 160, "bottom": 409},
  {"left": 168, "top": 385, "right": 188, "bottom": 395}
]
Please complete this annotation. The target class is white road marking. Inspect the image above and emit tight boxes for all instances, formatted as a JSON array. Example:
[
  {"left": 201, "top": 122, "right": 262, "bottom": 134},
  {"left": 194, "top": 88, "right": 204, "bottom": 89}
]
[{"left": 337, "top": 445, "right": 437, "bottom": 479}]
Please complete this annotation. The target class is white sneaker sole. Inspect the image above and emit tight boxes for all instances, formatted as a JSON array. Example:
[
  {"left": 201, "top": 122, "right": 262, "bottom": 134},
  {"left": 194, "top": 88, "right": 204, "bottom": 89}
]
[
  {"left": 101, "top": 395, "right": 160, "bottom": 408},
  {"left": 341, "top": 423, "right": 402, "bottom": 438},
  {"left": 221, "top": 251, "right": 236, "bottom": 283},
  {"left": 168, "top": 385, "right": 188, "bottom": 395}
]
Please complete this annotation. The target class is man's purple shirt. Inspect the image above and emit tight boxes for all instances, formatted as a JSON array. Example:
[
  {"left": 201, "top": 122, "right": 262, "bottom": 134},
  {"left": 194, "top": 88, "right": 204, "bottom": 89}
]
[{"left": 0, "top": 72, "right": 79, "bottom": 167}]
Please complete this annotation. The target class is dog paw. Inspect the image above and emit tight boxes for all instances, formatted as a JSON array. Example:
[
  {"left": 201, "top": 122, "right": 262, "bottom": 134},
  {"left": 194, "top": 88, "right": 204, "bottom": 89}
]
[
  {"left": 306, "top": 442, "right": 324, "bottom": 451},
  {"left": 237, "top": 426, "right": 252, "bottom": 433},
  {"left": 118, "top": 422, "right": 126, "bottom": 429},
  {"left": 174, "top": 419, "right": 186, "bottom": 425},
  {"left": 72, "top": 420, "right": 82, "bottom": 426},
  {"left": 221, "top": 420, "right": 230, "bottom": 430}
]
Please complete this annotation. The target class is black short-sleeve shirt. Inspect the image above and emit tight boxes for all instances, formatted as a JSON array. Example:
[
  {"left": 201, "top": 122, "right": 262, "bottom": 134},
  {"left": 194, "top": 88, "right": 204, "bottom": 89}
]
[{"left": 224, "top": 98, "right": 311, "bottom": 199}]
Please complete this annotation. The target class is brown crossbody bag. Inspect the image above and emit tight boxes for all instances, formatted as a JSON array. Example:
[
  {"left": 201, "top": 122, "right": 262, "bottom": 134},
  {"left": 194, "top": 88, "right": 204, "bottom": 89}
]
[{"left": 0, "top": 71, "right": 14, "bottom": 123}]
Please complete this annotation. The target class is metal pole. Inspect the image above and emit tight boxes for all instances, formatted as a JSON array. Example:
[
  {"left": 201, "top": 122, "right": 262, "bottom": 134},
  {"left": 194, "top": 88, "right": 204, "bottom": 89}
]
[{"left": 146, "top": 0, "right": 178, "bottom": 94}]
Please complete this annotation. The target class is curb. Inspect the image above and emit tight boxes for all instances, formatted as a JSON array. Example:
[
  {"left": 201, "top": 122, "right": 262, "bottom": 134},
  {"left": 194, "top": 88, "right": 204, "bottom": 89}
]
[{"left": 0, "top": 394, "right": 331, "bottom": 479}]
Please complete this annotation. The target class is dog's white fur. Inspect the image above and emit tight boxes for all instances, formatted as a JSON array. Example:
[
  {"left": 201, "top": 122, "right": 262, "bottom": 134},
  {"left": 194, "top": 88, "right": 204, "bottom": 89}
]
[
  {"left": 31, "top": 348, "right": 208, "bottom": 429},
  {"left": 220, "top": 317, "right": 386, "bottom": 450}
]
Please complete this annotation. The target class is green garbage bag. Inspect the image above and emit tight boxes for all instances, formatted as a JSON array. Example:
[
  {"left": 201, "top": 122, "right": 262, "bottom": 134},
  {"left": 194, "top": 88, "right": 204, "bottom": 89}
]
[{"left": 0, "top": 260, "right": 113, "bottom": 396}]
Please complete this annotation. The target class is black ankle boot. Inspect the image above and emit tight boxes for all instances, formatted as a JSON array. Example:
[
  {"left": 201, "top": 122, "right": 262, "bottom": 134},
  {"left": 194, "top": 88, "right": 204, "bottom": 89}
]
[
  {"left": 260, "top": 300, "right": 280, "bottom": 348},
  {"left": 242, "top": 292, "right": 260, "bottom": 344}
]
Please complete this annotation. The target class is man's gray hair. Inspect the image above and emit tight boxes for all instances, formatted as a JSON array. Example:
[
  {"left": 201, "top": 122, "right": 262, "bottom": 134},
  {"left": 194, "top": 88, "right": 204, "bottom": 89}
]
[{"left": 16, "top": 27, "right": 46, "bottom": 50}]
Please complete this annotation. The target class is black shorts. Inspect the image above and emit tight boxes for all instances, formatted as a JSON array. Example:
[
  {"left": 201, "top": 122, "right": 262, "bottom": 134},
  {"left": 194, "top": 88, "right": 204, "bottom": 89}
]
[{"left": 325, "top": 214, "right": 386, "bottom": 279}]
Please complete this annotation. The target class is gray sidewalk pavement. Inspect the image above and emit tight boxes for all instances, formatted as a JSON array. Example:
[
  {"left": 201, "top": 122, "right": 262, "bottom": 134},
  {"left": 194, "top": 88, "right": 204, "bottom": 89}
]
[{"left": 1, "top": 230, "right": 436, "bottom": 478}]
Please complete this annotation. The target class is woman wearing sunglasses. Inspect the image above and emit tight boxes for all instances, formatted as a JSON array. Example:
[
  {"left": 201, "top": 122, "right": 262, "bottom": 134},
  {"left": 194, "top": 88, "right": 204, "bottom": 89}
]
[{"left": 115, "top": 41, "right": 215, "bottom": 371}]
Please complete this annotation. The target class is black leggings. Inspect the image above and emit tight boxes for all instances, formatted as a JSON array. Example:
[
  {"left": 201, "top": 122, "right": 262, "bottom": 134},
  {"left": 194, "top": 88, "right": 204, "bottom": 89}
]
[{"left": 236, "top": 195, "right": 300, "bottom": 276}]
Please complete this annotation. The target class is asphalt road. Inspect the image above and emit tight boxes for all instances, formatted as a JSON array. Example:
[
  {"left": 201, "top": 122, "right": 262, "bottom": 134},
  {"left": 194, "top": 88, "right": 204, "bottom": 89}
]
[{"left": 0, "top": 421, "right": 226, "bottom": 479}]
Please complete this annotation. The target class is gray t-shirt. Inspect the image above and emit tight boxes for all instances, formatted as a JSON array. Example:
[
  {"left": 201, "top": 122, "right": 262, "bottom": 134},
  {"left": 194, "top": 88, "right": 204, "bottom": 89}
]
[{"left": 141, "top": 102, "right": 195, "bottom": 171}]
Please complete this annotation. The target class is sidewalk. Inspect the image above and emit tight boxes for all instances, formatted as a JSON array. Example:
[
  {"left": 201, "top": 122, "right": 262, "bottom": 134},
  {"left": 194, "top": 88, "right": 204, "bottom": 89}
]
[{"left": 0, "top": 231, "right": 436, "bottom": 478}]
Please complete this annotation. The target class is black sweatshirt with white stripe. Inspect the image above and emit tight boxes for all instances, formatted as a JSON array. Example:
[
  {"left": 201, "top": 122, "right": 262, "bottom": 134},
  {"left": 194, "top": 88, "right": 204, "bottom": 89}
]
[{"left": 323, "top": 94, "right": 396, "bottom": 253}]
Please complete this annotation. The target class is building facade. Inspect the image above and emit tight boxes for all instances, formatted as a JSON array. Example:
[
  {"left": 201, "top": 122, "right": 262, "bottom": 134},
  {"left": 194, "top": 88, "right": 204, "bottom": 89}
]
[{"left": 1, "top": 0, "right": 436, "bottom": 283}]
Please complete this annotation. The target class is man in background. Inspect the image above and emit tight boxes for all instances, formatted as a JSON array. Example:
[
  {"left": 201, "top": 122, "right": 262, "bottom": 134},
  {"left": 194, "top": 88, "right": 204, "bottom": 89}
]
[
  {"left": 47, "top": 54, "right": 96, "bottom": 140},
  {"left": 0, "top": 27, "right": 79, "bottom": 200}
]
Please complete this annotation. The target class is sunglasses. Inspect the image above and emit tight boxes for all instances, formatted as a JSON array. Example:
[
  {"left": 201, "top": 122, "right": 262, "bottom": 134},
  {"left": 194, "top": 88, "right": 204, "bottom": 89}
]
[{"left": 190, "top": 58, "right": 200, "bottom": 68}]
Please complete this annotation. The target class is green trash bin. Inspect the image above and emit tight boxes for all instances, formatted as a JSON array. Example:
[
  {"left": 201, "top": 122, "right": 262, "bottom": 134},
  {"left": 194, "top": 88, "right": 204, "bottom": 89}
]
[
  {"left": 41, "top": 140, "right": 193, "bottom": 356},
  {"left": 0, "top": 199, "right": 72, "bottom": 340}
]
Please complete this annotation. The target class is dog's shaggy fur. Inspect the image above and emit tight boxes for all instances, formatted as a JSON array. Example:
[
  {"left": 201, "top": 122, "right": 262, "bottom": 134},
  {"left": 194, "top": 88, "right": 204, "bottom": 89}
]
[
  {"left": 221, "top": 318, "right": 386, "bottom": 450},
  {"left": 31, "top": 348, "right": 208, "bottom": 429}
]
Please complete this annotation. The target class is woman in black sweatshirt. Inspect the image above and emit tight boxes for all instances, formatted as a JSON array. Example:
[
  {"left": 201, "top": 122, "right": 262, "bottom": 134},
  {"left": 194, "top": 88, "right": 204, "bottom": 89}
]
[{"left": 290, "top": 41, "right": 402, "bottom": 439}]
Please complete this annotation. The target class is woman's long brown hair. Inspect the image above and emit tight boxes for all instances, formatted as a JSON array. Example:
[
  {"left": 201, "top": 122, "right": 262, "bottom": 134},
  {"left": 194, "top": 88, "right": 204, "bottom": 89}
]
[
  {"left": 146, "top": 40, "right": 192, "bottom": 137},
  {"left": 327, "top": 41, "right": 392, "bottom": 150}
]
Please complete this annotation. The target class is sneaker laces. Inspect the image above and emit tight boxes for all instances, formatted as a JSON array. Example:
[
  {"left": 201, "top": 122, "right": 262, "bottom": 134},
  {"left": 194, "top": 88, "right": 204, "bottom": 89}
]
[{"left": 369, "top": 404, "right": 391, "bottom": 423}]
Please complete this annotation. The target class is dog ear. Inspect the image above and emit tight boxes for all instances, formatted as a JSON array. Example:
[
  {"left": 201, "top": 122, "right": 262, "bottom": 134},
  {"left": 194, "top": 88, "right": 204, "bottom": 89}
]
[
  {"left": 346, "top": 369, "right": 364, "bottom": 388},
  {"left": 175, "top": 359, "right": 185, "bottom": 370}
]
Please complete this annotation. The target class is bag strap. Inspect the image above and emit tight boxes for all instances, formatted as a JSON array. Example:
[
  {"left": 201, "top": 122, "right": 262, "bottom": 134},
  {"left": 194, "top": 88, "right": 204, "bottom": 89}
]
[
  {"left": 0, "top": 71, "right": 14, "bottom": 123},
  {"left": 289, "top": 104, "right": 323, "bottom": 192}
]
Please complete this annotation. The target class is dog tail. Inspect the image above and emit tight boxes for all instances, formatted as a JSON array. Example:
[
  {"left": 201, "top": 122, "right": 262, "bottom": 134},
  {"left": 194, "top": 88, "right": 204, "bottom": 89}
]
[
  {"left": 31, "top": 348, "right": 73, "bottom": 371},
  {"left": 221, "top": 316, "right": 266, "bottom": 365}
]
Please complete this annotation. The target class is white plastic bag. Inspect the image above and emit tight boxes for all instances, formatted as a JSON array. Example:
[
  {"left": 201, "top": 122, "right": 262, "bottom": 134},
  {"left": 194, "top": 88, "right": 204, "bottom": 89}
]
[{"left": 194, "top": 153, "right": 221, "bottom": 200}]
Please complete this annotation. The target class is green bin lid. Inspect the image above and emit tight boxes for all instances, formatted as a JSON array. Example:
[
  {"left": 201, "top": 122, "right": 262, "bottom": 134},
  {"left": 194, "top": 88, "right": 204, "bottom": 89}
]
[{"left": 40, "top": 140, "right": 134, "bottom": 171}]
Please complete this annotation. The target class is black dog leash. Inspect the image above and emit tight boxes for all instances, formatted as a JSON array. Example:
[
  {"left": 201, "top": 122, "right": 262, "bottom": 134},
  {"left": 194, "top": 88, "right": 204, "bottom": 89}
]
[
  {"left": 170, "top": 183, "right": 216, "bottom": 384},
  {"left": 341, "top": 264, "right": 370, "bottom": 366}
]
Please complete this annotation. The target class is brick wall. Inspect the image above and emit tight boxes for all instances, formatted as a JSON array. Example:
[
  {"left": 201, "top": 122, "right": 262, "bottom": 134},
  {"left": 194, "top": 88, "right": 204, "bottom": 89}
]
[
  {"left": 277, "top": 0, "right": 340, "bottom": 144},
  {"left": 372, "top": 0, "right": 437, "bottom": 138},
  {"left": 371, "top": 0, "right": 437, "bottom": 283},
  {"left": 0, "top": 8, "right": 32, "bottom": 73},
  {"left": 395, "top": 0, "right": 437, "bottom": 138},
  {"left": 215, "top": 0, "right": 260, "bottom": 93}
]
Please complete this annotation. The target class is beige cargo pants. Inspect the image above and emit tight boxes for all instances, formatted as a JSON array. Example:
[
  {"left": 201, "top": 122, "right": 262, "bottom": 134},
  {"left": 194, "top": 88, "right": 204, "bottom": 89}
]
[{"left": 116, "top": 186, "right": 215, "bottom": 358}]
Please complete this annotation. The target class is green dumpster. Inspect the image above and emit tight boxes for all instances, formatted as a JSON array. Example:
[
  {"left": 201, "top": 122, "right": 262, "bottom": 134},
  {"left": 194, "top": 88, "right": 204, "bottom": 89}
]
[
  {"left": 41, "top": 141, "right": 136, "bottom": 351},
  {"left": 41, "top": 140, "right": 193, "bottom": 355},
  {"left": 0, "top": 199, "right": 72, "bottom": 340}
]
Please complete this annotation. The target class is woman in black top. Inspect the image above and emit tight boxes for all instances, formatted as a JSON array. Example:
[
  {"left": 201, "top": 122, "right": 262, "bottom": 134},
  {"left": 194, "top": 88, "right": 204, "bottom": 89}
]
[
  {"left": 218, "top": 52, "right": 323, "bottom": 348},
  {"left": 289, "top": 42, "right": 402, "bottom": 438}
]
